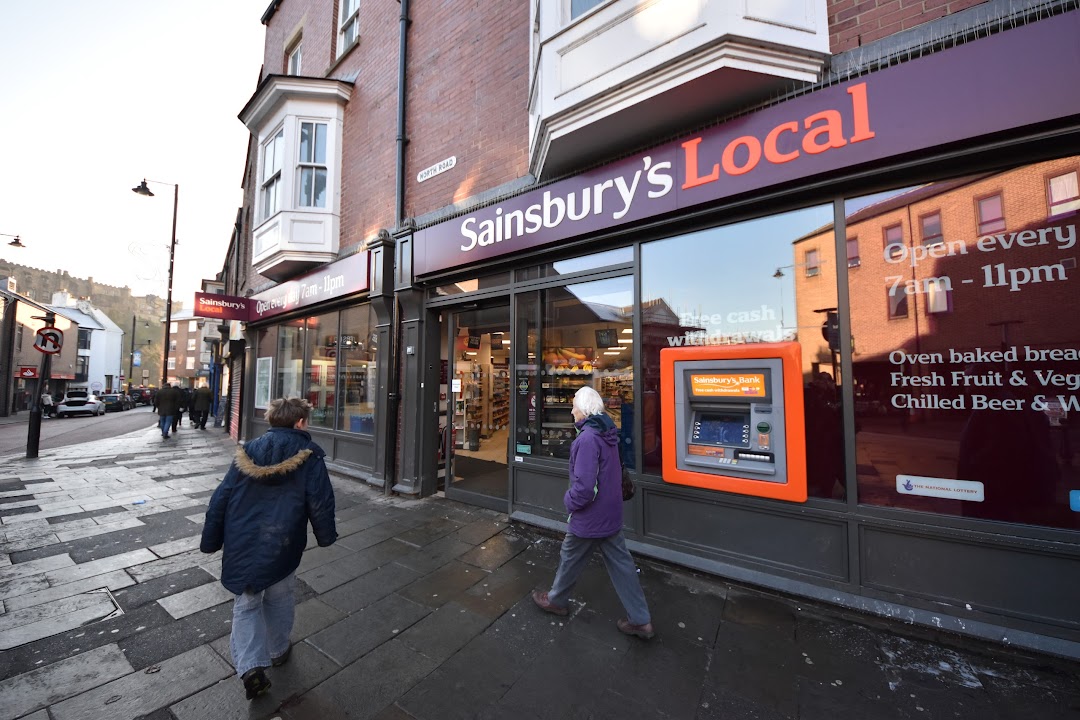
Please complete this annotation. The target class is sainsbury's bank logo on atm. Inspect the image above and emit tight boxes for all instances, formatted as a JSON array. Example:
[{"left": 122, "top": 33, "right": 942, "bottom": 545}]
[{"left": 690, "top": 373, "right": 767, "bottom": 398}]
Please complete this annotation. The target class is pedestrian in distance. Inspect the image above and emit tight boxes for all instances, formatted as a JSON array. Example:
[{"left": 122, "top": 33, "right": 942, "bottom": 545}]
[
  {"left": 200, "top": 397, "right": 337, "bottom": 700},
  {"left": 191, "top": 382, "right": 213, "bottom": 429},
  {"left": 172, "top": 387, "right": 190, "bottom": 433},
  {"left": 532, "top": 385, "right": 654, "bottom": 640},
  {"left": 40, "top": 391, "right": 54, "bottom": 419},
  {"left": 155, "top": 383, "right": 181, "bottom": 439}
]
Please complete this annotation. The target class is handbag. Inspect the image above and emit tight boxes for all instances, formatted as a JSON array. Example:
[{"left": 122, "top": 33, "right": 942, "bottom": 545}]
[{"left": 621, "top": 462, "right": 636, "bottom": 501}]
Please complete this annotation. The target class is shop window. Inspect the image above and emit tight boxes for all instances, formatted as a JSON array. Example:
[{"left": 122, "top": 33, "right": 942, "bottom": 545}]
[
  {"left": 306, "top": 312, "right": 338, "bottom": 430},
  {"left": 339, "top": 305, "right": 377, "bottom": 434},
  {"left": 641, "top": 203, "right": 844, "bottom": 501},
  {"left": 515, "top": 247, "right": 632, "bottom": 282},
  {"left": 886, "top": 283, "right": 908, "bottom": 319},
  {"left": 883, "top": 224, "right": 904, "bottom": 260},
  {"left": 1048, "top": 170, "right": 1079, "bottom": 216},
  {"left": 275, "top": 322, "right": 306, "bottom": 400},
  {"left": 253, "top": 326, "right": 278, "bottom": 417},
  {"left": 846, "top": 156, "right": 1080, "bottom": 531},
  {"left": 920, "top": 211, "right": 943, "bottom": 246},
  {"left": 976, "top": 193, "right": 1005, "bottom": 234},
  {"left": 846, "top": 237, "right": 860, "bottom": 268},
  {"left": 514, "top": 276, "right": 633, "bottom": 462},
  {"left": 432, "top": 272, "right": 511, "bottom": 297},
  {"left": 805, "top": 249, "right": 821, "bottom": 277}
]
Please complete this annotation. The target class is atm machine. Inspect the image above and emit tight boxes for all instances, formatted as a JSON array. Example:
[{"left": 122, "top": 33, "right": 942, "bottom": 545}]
[{"left": 660, "top": 342, "right": 807, "bottom": 502}]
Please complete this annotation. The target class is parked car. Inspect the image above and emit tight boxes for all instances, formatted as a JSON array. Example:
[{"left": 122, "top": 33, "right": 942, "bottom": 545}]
[
  {"left": 131, "top": 388, "right": 154, "bottom": 406},
  {"left": 101, "top": 394, "right": 126, "bottom": 412},
  {"left": 56, "top": 390, "right": 104, "bottom": 418},
  {"left": 123, "top": 394, "right": 136, "bottom": 410}
]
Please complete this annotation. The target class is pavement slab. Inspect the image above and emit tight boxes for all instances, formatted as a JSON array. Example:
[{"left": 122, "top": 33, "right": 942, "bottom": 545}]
[
  {"left": 319, "top": 561, "right": 423, "bottom": 614},
  {"left": 457, "top": 531, "right": 529, "bottom": 572},
  {"left": 397, "top": 600, "right": 494, "bottom": 665},
  {"left": 5, "top": 568, "right": 135, "bottom": 612},
  {"left": 307, "top": 593, "right": 431, "bottom": 667},
  {"left": 127, "top": 546, "right": 221, "bottom": 583},
  {"left": 0, "top": 590, "right": 121, "bottom": 651},
  {"left": 50, "top": 644, "right": 232, "bottom": 720},
  {"left": 396, "top": 559, "right": 489, "bottom": 610},
  {"left": 157, "top": 580, "right": 234, "bottom": 620},
  {"left": 0, "top": 643, "right": 134, "bottom": 720}
]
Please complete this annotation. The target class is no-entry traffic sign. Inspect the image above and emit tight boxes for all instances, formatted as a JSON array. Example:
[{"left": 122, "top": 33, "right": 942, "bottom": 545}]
[{"left": 33, "top": 327, "right": 63, "bottom": 354}]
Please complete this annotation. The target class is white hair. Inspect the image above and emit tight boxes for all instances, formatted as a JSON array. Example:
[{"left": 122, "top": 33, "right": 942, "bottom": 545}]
[{"left": 573, "top": 386, "right": 605, "bottom": 416}]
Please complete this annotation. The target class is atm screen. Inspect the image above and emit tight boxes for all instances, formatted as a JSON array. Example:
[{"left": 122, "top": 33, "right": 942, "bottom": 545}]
[{"left": 691, "top": 412, "right": 750, "bottom": 448}]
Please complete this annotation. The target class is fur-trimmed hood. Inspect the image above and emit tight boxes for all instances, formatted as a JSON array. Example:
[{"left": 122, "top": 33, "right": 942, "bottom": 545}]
[{"left": 235, "top": 446, "right": 312, "bottom": 479}]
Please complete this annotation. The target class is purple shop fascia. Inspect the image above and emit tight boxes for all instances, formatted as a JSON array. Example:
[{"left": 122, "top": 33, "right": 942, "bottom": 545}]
[{"left": 412, "top": 12, "right": 1080, "bottom": 276}]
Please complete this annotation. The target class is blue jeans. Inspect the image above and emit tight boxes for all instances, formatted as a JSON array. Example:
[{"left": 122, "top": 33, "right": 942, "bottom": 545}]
[
  {"left": 230, "top": 573, "right": 295, "bottom": 676},
  {"left": 158, "top": 415, "right": 173, "bottom": 437},
  {"left": 548, "top": 532, "right": 651, "bottom": 626}
]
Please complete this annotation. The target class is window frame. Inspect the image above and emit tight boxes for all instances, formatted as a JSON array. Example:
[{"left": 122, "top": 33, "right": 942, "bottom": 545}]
[
  {"left": 185, "top": 357, "right": 195, "bottom": 371},
  {"left": 886, "top": 282, "right": 909, "bottom": 319},
  {"left": 1047, "top": 170, "right": 1080, "bottom": 216},
  {"left": 804, "top": 249, "right": 821, "bottom": 277},
  {"left": 919, "top": 211, "right": 944, "bottom": 246},
  {"left": 260, "top": 126, "right": 285, "bottom": 221},
  {"left": 925, "top": 282, "right": 953, "bottom": 315},
  {"left": 976, "top": 192, "right": 1006, "bottom": 234},
  {"left": 287, "top": 40, "right": 302, "bottom": 76},
  {"left": 167, "top": 357, "right": 176, "bottom": 371},
  {"left": 883, "top": 223, "right": 904, "bottom": 260},
  {"left": 186, "top": 338, "right": 197, "bottom": 351},
  {"left": 846, "top": 237, "right": 860, "bottom": 268},
  {"left": 337, "top": 0, "right": 360, "bottom": 57},
  {"left": 297, "top": 121, "right": 329, "bottom": 209}
]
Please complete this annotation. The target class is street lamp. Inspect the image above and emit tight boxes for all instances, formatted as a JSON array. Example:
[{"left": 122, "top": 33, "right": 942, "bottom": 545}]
[
  {"left": 132, "top": 179, "right": 178, "bottom": 388},
  {"left": 1, "top": 233, "right": 25, "bottom": 248}
]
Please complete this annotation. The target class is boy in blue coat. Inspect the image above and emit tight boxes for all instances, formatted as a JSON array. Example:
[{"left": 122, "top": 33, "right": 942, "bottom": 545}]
[{"left": 201, "top": 397, "right": 337, "bottom": 699}]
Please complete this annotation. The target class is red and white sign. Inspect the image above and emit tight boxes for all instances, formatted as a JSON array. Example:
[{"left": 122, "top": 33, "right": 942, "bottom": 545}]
[
  {"left": 33, "top": 327, "right": 63, "bottom": 354},
  {"left": 16, "top": 366, "right": 38, "bottom": 378}
]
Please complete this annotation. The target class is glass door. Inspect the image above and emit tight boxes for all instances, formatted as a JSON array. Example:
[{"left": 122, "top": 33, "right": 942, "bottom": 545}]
[{"left": 442, "top": 302, "right": 512, "bottom": 509}]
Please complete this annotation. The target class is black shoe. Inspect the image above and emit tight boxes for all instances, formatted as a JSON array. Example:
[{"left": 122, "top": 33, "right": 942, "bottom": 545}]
[
  {"left": 271, "top": 643, "right": 292, "bottom": 667},
  {"left": 242, "top": 667, "right": 271, "bottom": 700}
]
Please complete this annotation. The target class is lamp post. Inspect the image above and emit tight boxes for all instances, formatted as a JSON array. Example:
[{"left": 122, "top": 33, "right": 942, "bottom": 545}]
[{"left": 132, "top": 179, "right": 178, "bottom": 388}]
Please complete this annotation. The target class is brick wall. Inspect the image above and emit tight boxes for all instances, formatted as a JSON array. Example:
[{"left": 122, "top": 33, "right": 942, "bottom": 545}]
[{"left": 828, "top": 0, "right": 990, "bottom": 52}]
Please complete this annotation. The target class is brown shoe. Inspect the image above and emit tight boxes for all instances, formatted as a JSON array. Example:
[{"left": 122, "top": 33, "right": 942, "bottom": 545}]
[
  {"left": 617, "top": 617, "right": 655, "bottom": 640},
  {"left": 531, "top": 590, "right": 568, "bottom": 617}
]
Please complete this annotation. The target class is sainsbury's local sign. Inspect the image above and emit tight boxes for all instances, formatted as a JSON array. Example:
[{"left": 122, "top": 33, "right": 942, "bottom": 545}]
[
  {"left": 412, "top": 12, "right": 1080, "bottom": 276},
  {"left": 192, "top": 252, "right": 370, "bottom": 323}
]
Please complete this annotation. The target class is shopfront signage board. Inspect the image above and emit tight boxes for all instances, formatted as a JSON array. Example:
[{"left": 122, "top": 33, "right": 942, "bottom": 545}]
[{"left": 413, "top": 13, "right": 1080, "bottom": 276}]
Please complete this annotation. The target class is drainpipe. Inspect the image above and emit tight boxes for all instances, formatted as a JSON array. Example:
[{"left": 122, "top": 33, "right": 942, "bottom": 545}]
[{"left": 384, "top": 0, "right": 410, "bottom": 495}]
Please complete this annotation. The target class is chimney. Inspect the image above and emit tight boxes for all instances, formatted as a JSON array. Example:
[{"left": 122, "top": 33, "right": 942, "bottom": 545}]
[{"left": 52, "top": 290, "right": 74, "bottom": 307}]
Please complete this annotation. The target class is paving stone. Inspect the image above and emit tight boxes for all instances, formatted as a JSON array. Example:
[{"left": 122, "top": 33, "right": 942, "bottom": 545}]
[
  {"left": 282, "top": 640, "right": 438, "bottom": 720},
  {"left": 44, "top": 548, "right": 156, "bottom": 585},
  {"left": 336, "top": 519, "right": 411, "bottom": 552},
  {"left": 296, "top": 541, "right": 355, "bottom": 575},
  {"left": 447, "top": 517, "right": 509, "bottom": 546},
  {"left": 127, "top": 547, "right": 221, "bottom": 583},
  {"left": 307, "top": 594, "right": 431, "bottom": 667},
  {"left": 148, "top": 534, "right": 201, "bottom": 558},
  {"left": 0, "top": 643, "right": 134, "bottom": 720},
  {"left": 321, "top": 561, "right": 423, "bottom": 614},
  {"left": 397, "top": 560, "right": 488, "bottom": 609},
  {"left": 0, "top": 572, "right": 50, "bottom": 602},
  {"left": 171, "top": 641, "right": 341, "bottom": 720},
  {"left": 299, "top": 538, "right": 413, "bottom": 594},
  {"left": 6, "top": 568, "right": 135, "bottom": 611},
  {"left": 50, "top": 644, "right": 231, "bottom": 720},
  {"left": 394, "top": 517, "right": 465, "bottom": 549},
  {"left": 394, "top": 536, "right": 473, "bottom": 576},
  {"left": 45, "top": 506, "right": 128, "bottom": 524},
  {"left": 0, "top": 590, "right": 120, "bottom": 651},
  {"left": 0, "top": 553, "right": 74, "bottom": 582},
  {"left": 457, "top": 532, "right": 529, "bottom": 572},
  {"left": 120, "top": 598, "right": 234, "bottom": 671},
  {"left": 157, "top": 581, "right": 233, "bottom": 620},
  {"left": 454, "top": 557, "right": 545, "bottom": 620},
  {"left": 112, "top": 567, "right": 217, "bottom": 612},
  {"left": 398, "top": 601, "right": 493, "bottom": 665},
  {"left": 54, "top": 516, "right": 145, "bottom": 543}
]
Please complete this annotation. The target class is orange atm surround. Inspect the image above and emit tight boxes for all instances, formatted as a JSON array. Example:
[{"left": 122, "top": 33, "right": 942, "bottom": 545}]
[{"left": 660, "top": 342, "right": 807, "bottom": 502}]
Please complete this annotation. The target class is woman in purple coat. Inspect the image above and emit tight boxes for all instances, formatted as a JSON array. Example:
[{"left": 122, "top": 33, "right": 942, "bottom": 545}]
[{"left": 532, "top": 386, "right": 654, "bottom": 639}]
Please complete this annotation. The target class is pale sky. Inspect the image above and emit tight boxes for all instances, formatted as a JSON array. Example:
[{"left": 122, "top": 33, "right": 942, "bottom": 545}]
[{"left": 0, "top": 1, "right": 268, "bottom": 308}]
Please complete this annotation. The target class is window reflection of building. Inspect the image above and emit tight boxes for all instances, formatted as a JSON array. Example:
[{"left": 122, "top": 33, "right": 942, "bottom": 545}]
[{"left": 794, "top": 155, "right": 1079, "bottom": 530}]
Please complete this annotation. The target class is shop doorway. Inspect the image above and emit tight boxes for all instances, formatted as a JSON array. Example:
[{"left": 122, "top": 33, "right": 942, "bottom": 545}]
[{"left": 441, "top": 302, "right": 512, "bottom": 510}]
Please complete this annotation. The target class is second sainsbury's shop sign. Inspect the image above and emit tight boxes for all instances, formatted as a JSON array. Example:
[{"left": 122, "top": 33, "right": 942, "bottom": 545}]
[
  {"left": 192, "top": 252, "right": 370, "bottom": 323},
  {"left": 412, "top": 13, "right": 1080, "bottom": 276}
]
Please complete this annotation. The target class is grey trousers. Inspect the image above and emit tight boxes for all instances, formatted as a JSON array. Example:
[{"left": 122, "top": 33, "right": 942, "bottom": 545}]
[{"left": 548, "top": 531, "right": 651, "bottom": 626}]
